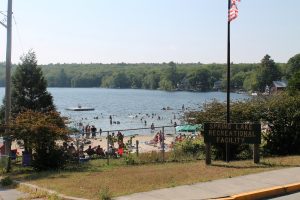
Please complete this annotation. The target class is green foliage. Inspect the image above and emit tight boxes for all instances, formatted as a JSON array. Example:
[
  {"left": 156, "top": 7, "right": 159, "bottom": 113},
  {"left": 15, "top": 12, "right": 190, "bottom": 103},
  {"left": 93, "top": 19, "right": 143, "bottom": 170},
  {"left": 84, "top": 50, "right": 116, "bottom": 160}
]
[
  {"left": 0, "top": 156, "right": 9, "bottom": 173},
  {"left": 159, "top": 78, "right": 173, "bottom": 91},
  {"left": 288, "top": 71, "right": 300, "bottom": 94},
  {"left": 262, "top": 93, "right": 300, "bottom": 155},
  {"left": 286, "top": 53, "right": 300, "bottom": 78},
  {"left": 11, "top": 62, "right": 261, "bottom": 91},
  {"left": 11, "top": 110, "right": 69, "bottom": 170},
  {"left": 171, "top": 138, "right": 205, "bottom": 160},
  {"left": 0, "top": 176, "right": 13, "bottom": 186},
  {"left": 124, "top": 153, "right": 136, "bottom": 165},
  {"left": 256, "top": 55, "right": 281, "bottom": 91},
  {"left": 32, "top": 147, "right": 68, "bottom": 171},
  {"left": 188, "top": 92, "right": 300, "bottom": 157},
  {"left": 99, "top": 186, "right": 112, "bottom": 200},
  {"left": 1, "top": 53, "right": 300, "bottom": 92},
  {"left": 243, "top": 72, "right": 258, "bottom": 91},
  {"left": 187, "top": 68, "right": 212, "bottom": 91},
  {"left": 4, "top": 51, "right": 55, "bottom": 117}
]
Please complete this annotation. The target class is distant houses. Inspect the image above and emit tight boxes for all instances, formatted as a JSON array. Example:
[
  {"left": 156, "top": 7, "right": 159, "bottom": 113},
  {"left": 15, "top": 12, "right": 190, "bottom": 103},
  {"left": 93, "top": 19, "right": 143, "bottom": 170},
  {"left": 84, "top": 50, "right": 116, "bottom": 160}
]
[
  {"left": 271, "top": 80, "right": 287, "bottom": 93},
  {"left": 176, "top": 78, "right": 288, "bottom": 94},
  {"left": 177, "top": 77, "right": 191, "bottom": 91},
  {"left": 213, "top": 80, "right": 222, "bottom": 91}
]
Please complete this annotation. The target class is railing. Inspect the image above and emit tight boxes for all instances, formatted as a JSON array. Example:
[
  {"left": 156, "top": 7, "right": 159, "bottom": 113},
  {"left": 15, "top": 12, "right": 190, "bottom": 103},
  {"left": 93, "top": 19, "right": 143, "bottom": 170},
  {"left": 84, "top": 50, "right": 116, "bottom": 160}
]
[{"left": 73, "top": 125, "right": 178, "bottom": 165}]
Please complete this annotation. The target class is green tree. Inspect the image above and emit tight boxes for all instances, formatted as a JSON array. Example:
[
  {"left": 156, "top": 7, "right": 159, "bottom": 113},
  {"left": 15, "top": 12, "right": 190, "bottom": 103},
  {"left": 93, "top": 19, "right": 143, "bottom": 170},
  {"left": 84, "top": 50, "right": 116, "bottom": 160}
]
[
  {"left": 243, "top": 72, "right": 258, "bottom": 91},
  {"left": 0, "top": 51, "right": 59, "bottom": 167},
  {"left": 256, "top": 55, "right": 281, "bottom": 91},
  {"left": 10, "top": 51, "right": 55, "bottom": 115},
  {"left": 262, "top": 93, "right": 300, "bottom": 155},
  {"left": 159, "top": 78, "right": 173, "bottom": 91},
  {"left": 11, "top": 110, "right": 69, "bottom": 170},
  {"left": 143, "top": 71, "right": 160, "bottom": 89},
  {"left": 165, "top": 61, "right": 178, "bottom": 89},
  {"left": 286, "top": 53, "right": 300, "bottom": 78},
  {"left": 288, "top": 71, "right": 300, "bottom": 94},
  {"left": 56, "top": 68, "right": 68, "bottom": 87},
  {"left": 231, "top": 71, "right": 247, "bottom": 89},
  {"left": 112, "top": 72, "right": 131, "bottom": 88},
  {"left": 187, "top": 92, "right": 300, "bottom": 156},
  {"left": 188, "top": 68, "right": 211, "bottom": 91}
]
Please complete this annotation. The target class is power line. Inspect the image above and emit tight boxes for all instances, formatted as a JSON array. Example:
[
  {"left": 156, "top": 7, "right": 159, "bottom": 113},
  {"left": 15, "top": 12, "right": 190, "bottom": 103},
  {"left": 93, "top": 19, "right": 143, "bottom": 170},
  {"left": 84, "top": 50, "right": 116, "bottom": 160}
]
[{"left": 0, "top": 10, "right": 7, "bottom": 17}]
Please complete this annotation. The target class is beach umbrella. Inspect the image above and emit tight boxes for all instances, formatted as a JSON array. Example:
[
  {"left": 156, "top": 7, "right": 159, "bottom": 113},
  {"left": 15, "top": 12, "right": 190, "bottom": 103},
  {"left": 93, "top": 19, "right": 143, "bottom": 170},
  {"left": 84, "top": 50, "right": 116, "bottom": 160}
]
[{"left": 175, "top": 124, "right": 202, "bottom": 133}]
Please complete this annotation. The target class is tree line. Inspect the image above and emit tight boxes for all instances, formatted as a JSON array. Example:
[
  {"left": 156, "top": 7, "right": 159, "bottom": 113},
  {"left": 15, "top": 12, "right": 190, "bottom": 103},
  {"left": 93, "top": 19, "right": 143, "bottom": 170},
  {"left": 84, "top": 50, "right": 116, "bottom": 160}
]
[{"left": 0, "top": 53, "right": 299, "bottom": 93}]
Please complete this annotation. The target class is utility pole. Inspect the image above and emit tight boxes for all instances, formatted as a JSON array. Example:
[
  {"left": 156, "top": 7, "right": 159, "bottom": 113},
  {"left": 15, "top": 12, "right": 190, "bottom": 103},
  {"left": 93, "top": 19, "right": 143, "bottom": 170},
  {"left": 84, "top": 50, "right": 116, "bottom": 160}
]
[{"left": 4, "top": 0, "right": 13, "bottom": 171}]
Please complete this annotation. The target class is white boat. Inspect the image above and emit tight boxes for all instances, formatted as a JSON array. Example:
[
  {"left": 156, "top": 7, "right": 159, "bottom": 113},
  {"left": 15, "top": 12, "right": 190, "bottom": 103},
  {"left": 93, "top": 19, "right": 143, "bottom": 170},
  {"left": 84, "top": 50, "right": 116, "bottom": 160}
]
[{"left": 66, "top": 105, "right": 95, "bottom": 111}]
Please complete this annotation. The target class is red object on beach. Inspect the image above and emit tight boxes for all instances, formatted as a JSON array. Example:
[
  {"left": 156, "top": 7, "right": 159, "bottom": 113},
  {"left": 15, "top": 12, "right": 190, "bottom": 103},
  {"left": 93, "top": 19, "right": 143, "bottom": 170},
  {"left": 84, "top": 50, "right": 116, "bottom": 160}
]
[{"left": 118, "top": 148, "right": 123, "bottom": 155}]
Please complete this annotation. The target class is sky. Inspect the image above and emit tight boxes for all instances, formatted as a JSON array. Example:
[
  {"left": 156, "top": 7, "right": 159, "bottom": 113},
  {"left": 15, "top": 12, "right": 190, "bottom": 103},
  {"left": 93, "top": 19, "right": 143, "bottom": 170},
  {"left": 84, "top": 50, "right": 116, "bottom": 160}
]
[{"left": 0, "top": 0, "right": 299, "bottom": 65}]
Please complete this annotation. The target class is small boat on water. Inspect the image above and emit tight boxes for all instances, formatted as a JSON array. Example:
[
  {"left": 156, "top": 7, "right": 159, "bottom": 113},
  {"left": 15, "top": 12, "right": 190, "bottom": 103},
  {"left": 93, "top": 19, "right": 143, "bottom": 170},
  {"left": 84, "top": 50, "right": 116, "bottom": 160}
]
[{"left": 66, "top": 104, "right": 95, "bottom": 111}]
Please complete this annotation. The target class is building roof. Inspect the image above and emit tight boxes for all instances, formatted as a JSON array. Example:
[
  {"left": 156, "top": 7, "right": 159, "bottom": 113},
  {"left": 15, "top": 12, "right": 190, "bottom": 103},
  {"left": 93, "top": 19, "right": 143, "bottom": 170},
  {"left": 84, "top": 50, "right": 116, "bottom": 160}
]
[{"left": 273, "top": 81, "right": 287, "bottom": 88}]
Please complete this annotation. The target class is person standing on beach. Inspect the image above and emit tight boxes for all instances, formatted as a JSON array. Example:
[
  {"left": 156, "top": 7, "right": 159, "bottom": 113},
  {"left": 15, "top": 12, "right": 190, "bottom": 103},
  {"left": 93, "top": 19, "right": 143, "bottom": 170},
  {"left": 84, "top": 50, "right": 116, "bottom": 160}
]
[
  {"left": 159, "top": 131, "right": 164, "bottom": 149},
  {"left": 86, "top": 125, "right": 91, "bottom": 138},
  {"left": 91, "top": 125, "right": 97, "bottom": 138},
  {"left": 109, "top": 115, "right": 112, "bottom": 125},
  {"left": 117, "top": 131, "right": 124, "bottom": 144},
  {"left": 151, "top": 123, "right": 155, "bottom": 131}
]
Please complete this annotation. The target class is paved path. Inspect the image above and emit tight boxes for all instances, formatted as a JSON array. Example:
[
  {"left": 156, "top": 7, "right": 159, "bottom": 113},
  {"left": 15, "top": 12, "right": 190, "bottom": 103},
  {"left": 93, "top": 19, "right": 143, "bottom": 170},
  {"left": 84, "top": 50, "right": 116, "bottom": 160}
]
[
  {"left": 0, "top": 188, "right": 28, "bottom": 200},
  {"left": 115, "top": 167, "right": 300, "bottom": 200}
]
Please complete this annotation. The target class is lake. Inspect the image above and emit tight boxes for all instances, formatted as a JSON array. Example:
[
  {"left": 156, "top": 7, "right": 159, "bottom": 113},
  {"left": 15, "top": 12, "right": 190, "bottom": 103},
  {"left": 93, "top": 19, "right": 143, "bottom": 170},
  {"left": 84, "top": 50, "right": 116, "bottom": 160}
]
[{"left": 0, "top": 88, "right": 248, "bottom": 135}]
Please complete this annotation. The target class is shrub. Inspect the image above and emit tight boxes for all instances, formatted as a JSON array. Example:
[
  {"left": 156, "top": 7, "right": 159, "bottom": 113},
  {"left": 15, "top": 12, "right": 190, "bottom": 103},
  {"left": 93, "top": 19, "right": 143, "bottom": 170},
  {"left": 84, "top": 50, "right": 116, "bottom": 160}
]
[
  {"left": 177, "top": 138, "right": 204, "bottom": 157},
  {"left": 32, "top": 147, "right": 68, "bottom": 171},
  {"left": 99, "top": 186, "right": 112, "bottom": 200},
  {"left": 0, "top": 176, "right": 13, "bottom": 187},
  {"left": 124, "top": 153, "right": 136, "bottom": 165},
  {"left": 187, "top": 92, "right": 300, "bottom": 158},
  {"left": 262, "top": 93, "right": 300, "bottom": 155}
]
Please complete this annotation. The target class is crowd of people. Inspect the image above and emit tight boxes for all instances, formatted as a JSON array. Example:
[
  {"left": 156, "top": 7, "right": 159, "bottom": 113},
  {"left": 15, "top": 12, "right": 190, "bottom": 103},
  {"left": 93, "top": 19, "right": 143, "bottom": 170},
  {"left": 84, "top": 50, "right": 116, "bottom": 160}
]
[
  {"left": 77, "top": 123, "right": 103, "bottom": 138},
  {"left": 64, "top": 130, "right": 126, "bottom": 160}
]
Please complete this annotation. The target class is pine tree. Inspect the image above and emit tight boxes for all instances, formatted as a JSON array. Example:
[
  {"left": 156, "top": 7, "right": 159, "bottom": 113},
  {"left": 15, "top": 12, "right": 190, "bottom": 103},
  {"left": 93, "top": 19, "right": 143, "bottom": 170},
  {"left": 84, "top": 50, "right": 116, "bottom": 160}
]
[
  {"left": 11, "top": 51, "right": 55, "bottom": 115},
  {"left": 256, "top": 54, "right": 281, "bottom": 92}
]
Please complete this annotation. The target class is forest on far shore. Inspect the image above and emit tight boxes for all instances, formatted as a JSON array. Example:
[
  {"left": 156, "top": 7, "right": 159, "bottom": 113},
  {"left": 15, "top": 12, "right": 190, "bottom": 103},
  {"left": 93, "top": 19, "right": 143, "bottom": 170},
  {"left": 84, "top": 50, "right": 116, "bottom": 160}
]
[{"left": 0, "top": 53, "right": 299, "bottom": 93}]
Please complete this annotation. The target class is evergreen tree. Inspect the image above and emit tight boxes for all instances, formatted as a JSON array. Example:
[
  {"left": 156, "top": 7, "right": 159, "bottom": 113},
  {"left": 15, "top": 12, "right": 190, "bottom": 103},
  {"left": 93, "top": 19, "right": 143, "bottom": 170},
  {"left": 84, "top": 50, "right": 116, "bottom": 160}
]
[
  {"left": 10, "top": 51, "right": 55, "bottom": 115},
  {"left": 256, "top": 54, "right": 281, "bottom": 92}
]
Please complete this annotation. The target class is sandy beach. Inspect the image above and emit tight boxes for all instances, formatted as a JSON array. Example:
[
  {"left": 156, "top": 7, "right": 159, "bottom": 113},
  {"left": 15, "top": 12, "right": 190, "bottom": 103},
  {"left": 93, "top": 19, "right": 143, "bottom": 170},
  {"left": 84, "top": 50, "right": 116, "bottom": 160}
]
[
  {"left": 74, "top": 133, "right": 175, "bottom": 153},
  {"left": 10, "top": 133, "right": 176, "bottom": 155}
]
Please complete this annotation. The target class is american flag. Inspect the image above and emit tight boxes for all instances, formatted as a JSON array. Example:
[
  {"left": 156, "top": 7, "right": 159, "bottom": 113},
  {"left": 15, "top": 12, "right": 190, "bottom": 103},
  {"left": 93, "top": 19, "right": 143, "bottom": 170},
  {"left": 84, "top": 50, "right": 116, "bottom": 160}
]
[{"left": 228, "top": 0, "right": 241, "bottom": 22}]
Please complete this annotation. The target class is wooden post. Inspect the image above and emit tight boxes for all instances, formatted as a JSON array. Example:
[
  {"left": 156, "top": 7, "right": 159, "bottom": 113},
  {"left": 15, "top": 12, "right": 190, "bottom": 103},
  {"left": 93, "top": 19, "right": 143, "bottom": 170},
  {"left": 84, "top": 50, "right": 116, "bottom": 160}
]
[
  {"left": 205, "top": 143, "right": 211, "bottom": 165},
  {"left": 107, "top": 131, "right": 110, "bottom": 165},
  {"left": 136, "top": 140, "right": 139, "bottom": 156},
  {"left": 253, "top": 144, "right": 260, "bottom": 164}
]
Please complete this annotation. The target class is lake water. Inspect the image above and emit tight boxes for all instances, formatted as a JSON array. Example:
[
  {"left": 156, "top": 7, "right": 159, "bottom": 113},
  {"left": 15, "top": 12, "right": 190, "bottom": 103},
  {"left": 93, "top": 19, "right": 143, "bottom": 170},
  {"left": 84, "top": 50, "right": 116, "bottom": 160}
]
[{"left": 0, "top": 88, "right": 248, "bottom": 135}]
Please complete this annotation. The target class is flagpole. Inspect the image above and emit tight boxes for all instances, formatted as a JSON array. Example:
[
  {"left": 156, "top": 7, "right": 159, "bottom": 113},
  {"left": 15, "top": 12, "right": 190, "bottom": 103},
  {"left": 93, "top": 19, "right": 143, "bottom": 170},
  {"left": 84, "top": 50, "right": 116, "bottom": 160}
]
[{"left": 226, "top": 0, "right": 231, "bottom": 162}]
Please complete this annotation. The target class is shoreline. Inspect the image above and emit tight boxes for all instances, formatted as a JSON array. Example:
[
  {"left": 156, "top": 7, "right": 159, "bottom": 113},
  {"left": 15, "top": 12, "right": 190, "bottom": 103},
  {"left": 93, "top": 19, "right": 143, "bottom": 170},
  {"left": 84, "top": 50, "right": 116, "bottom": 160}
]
[{"left": 11, "top": 134, "right": 176, "bottom": 155}]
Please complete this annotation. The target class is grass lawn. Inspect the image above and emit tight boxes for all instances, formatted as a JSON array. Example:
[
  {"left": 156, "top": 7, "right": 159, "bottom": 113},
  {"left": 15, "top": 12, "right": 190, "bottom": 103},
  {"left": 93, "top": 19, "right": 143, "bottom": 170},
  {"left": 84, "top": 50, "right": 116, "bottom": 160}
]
[{"left": 9, "top": 156, "right": 300, "bottom": 199}]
